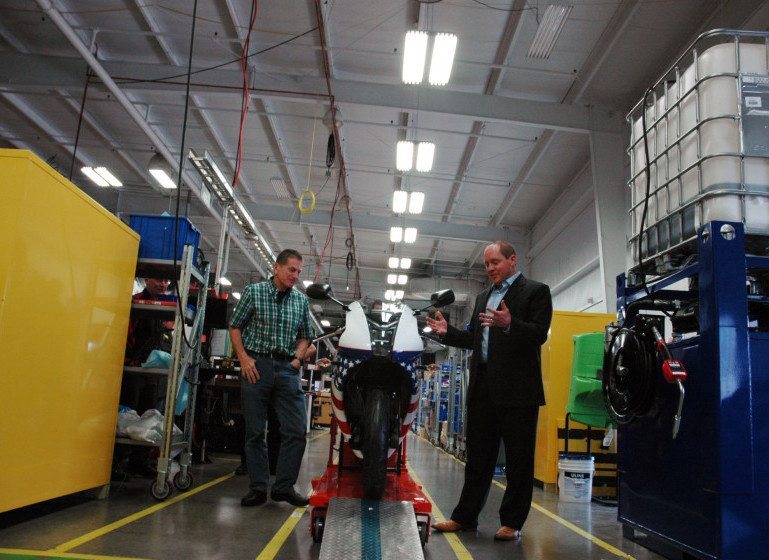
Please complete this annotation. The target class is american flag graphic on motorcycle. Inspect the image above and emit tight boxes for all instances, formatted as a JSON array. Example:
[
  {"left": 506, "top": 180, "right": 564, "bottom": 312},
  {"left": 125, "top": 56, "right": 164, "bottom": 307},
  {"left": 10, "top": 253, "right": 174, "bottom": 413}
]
[{"left": 331, "top": 349, "right": 421, "bottom": 459}]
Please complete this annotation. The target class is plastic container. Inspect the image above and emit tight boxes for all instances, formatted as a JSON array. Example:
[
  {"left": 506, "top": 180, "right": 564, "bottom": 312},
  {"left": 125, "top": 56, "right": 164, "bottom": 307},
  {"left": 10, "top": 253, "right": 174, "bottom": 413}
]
[
  {"left": 558, "top": 454, "right": 595, "bottom": 503},
  {"left": 627, "top": 31, "right": 769, "bottom": 266},
  {"left": 128, "top": 214, "right": 201, "bottom": 263}
]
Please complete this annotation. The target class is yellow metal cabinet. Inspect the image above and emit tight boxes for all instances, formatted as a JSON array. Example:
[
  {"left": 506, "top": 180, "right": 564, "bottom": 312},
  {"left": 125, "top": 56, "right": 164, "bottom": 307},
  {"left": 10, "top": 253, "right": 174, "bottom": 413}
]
[
  {"left": 0, "top": 149, "right": 139, "bottom": 513},
  {"left": 534, "top": 310, "right": 614, "bottom": 488}
]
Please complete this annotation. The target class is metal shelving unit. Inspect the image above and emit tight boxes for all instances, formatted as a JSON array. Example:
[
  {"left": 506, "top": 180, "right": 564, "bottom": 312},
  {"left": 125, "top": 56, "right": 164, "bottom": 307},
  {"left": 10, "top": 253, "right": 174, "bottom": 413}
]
[{"left": 117, "top": 245, "right": 210, "bottom": 501}]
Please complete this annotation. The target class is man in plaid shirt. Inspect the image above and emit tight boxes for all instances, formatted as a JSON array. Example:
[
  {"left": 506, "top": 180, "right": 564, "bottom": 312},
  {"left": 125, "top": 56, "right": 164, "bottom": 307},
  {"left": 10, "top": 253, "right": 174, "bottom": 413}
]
[{"left": 229, "top": 248, "right": 313, "bottom": 507}]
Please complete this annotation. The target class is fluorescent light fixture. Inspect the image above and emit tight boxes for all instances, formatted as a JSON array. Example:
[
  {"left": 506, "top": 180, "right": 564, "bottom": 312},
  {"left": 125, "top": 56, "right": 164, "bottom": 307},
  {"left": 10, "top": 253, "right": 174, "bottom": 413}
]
[
  {"left": 390, "top": 226, "right": 403, "bottom": 243},
  {"left": 400, "top": 258, "right": 412, "bottom": 269},
  {"left": 303, "top": 280, "right": 313, "bottom": 288},
  {"left": 423, "top": 326, "right": 433, "bottom": 333},
  {"left": 385, "top": 289, "right": 395, "bottom": 301},
  {"left": 397, "top": 274, "right": 408, "bottom": 285},
  {"left": 404, "top": 227, "right": 418, "bottom": 243},
  {"left": 402, "top": 30, "right": 428, "bottom": 84},
  {"left": 408, "top": 191, "right": 424, "bottom": 214},
  {"left": 396, "top": 141, "right": 414, "bottom": 171},
  {"left": 234, "top": 199, "right": 256, "bottom": 234},
  {"left": 270, "top": 176, "right": 291, "bottom": 200},
  {"left": 188, "top": 150, "right": 233, "bottom": 200},
  {"left": 388, "top": 274, "right": 398, "bottom": 284},
  {"left": 148, "top": 153, "right": 177, "bottom": 189},
  {"left": 232, "top": 292, "right": 241, "bottom": 300},
  {"left": 392, "top": 190, "right": 408, "bottom": 213},
  {"left": 527, "top": 4, "right": 572, "bottom": 60},
  {"left": 429, "top": 33, "right": 457, "bottom": 86},
  {"left": 81, "top": 166, "right": 109, "bottom": 187},
  {"left": 93, "top": 166, "right": 122, "bottom": 187},
  {"left": 395, "top": 290, "right": 405, "bottom": 300},
  {"left": 321, "top": 319, "right": 331, "bottom": 327},
  {"left": 415, "top": 142, "right": 435, "bottom": 172},
  {"left": 149, "top": 168, "right": 177, "bottom": 190},
  {"left": 219, "top": 276, "right": 232, "bottom": 286},
  {"left": 388, "top": 257, "right": 400, "bottom": 269}
]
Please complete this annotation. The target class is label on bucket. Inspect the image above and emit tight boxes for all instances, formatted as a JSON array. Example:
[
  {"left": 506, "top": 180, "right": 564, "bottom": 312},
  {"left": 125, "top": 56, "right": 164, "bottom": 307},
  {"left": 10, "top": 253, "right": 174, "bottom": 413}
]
[{"left": 565, "top": 471, "right": 591, "bottom": 481}]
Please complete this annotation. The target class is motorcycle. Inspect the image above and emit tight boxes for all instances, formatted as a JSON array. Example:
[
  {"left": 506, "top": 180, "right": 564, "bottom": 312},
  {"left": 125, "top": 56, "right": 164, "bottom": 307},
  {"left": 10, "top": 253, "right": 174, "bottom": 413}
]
[{"left": 307, "top": 283, "right": 454, "bottom": 499}]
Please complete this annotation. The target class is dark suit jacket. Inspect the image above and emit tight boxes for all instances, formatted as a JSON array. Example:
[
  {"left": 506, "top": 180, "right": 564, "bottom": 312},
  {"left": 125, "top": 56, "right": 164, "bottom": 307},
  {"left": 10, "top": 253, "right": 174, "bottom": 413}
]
[{"left": 442, "top": 274, "right": 552, "bottom": 409}]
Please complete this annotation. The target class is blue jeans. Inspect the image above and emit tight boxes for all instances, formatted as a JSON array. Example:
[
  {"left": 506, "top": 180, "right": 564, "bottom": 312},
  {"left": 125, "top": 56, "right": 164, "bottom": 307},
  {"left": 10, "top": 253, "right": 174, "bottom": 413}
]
[{"left": 241, "top": 355, "right": 307, "bottom": 493}]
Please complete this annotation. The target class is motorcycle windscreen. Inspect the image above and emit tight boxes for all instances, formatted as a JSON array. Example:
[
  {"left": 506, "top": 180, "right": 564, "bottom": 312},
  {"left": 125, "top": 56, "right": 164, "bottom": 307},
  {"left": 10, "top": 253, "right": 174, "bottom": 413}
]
[
  {"left": 338, "top": 301, "right": 371, "bottom": 351},
  {"left": 392, "top": 304, "right": 423, "bottom": 355}
]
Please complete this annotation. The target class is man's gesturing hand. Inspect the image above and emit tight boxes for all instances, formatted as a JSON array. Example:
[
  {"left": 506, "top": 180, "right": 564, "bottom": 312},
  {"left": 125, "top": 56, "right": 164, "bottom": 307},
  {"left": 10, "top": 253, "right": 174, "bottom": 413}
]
[
  {"left": 479, "top": 300, "right": 511, "bottom": 329},
  {"left": 426, "top": 311, "right": 448, "bottom": 336}
]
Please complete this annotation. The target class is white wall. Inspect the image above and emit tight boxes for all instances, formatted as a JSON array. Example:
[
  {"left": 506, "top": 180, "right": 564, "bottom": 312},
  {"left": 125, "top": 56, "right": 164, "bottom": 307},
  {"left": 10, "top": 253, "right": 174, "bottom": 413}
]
[{"left": 528, "top": 165, "right": 606, "bottom": 312}]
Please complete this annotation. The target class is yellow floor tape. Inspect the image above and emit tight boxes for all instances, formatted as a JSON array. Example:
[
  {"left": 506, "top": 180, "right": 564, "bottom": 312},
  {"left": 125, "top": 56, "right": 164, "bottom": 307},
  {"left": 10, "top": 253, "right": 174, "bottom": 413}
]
[
  {"left": 415, "top": 433, "right": 637, "bottom": 560},
  {"left": 52, "top": 472, "right": 234, "bottom": 553},
  {"left": 254, "top": 507, "right": 307, "bottom": 560},
  {"left": 0, "top": 547, "right": 150, "bottom": 560}
]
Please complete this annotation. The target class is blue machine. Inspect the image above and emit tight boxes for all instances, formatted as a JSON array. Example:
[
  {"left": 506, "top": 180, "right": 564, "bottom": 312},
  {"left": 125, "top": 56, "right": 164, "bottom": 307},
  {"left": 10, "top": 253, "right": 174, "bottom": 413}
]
[{"left": 606, "top": 221, "right": 769, "bottom": 560}]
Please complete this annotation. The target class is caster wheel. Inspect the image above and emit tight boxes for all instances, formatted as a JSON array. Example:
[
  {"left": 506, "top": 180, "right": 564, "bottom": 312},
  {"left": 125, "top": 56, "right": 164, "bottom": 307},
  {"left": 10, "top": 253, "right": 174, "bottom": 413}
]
[
  {"left": 150, "top": 481, "right": 172, "bottom": 501},
  {"left": 174, "top": 471, "right": 194, "bottom": 492},
  {"left": 417, "top": 521, "right": 429, "bottom": 548},
  {"left": 312, "top": 515, "right": 325, "bottom": 543}
]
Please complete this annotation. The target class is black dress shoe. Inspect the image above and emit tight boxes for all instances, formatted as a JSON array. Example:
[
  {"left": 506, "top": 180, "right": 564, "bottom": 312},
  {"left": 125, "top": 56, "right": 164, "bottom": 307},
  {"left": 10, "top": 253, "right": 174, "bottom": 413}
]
[
  {"left": 271, "top": 488, "right": 309, "bottom": 507},
  {"left": 241, "top": 490, "right": 267, "bottom": 507}
]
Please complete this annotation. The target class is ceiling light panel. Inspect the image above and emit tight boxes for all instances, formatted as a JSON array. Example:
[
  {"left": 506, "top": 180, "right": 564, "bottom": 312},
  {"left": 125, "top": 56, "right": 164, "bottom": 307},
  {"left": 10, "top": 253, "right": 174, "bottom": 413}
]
[
  {"left": 402, "top": 31, "right": 428, "bottom": 84},
  {"left": 428, "top": 33, "right": 458, "bottom": 86},
  {"left": 399, "top": 258, "right": 412, "bottom": 269},
  {"left": 81, "top": 166, "right": 109, "bottom": 187},
  {"left": 397, "top": 274, "right": 408, "bottom": 285},
  {"left": 392, "top": 190, "right": 408, "bottom": 213},
  {"left": 390, "top": 226, "right": 403, "bottom": 243},
  {"left": 387, "top": 274, "right": 397, "bottom": 284},
  {"left": 395, "top": 290, "right": 405, "bottom": 300},
  {"left": 527, "top": 4, "right": 572, "bottom": 60},
  {"left": 396, "top": 141, "right": 414, "bottom": 171},
  {"left": 388, "top": 257, "right": 400, "bottom": 269},
  {"left": 408, "top": 191, "right": 425, "bottom": 214},
  {"left": 94, "top": 167, "right": 122, "bottom": 187},
  {"left": 415, "top": 142, "right": 435, "bottom": 172},
  {"left": 149, "top": 169, "right": 177, "bottom": 189},
  {"left": 404, "top": 227, "right": 418, "bottom": 243}
]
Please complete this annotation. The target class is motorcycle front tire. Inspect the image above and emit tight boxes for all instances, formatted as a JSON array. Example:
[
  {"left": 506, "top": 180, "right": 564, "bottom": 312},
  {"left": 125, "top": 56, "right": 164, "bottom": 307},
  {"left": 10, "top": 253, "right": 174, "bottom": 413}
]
[{"left": 362, "top": 387, "right": 390, "bottom": 499}]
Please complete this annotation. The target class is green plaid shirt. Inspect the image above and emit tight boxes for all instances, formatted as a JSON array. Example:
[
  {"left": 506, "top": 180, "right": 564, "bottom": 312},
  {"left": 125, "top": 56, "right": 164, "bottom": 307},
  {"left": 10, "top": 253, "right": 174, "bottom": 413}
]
[{"left": 229, "top": 279, "right": 313, "bottom": 355}]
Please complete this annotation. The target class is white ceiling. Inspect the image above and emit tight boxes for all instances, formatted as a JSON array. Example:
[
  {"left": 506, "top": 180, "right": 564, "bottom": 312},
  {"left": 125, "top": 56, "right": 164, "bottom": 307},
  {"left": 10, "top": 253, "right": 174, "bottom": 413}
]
[{"left": 2, "top": 0, "right": 768, "bottom": 327}]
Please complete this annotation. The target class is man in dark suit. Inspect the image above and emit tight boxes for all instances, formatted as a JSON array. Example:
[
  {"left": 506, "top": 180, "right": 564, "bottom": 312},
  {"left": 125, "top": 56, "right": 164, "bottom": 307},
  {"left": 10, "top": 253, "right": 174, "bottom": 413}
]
[{"left": 427, "top": 240, "right": 552, "bottom": 541}]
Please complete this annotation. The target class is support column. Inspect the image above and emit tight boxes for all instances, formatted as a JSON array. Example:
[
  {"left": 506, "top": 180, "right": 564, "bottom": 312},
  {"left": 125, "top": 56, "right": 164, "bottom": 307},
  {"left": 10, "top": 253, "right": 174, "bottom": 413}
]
[{"left": 590, "top": 130, "right": 627, "bottom": 313}]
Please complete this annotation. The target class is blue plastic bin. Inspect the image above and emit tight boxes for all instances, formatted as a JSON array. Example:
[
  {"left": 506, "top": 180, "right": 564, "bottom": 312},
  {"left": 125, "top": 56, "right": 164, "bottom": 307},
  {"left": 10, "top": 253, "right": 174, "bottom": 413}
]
[{"left": 128, "top": 214, "right": 201, "bottom": 263}]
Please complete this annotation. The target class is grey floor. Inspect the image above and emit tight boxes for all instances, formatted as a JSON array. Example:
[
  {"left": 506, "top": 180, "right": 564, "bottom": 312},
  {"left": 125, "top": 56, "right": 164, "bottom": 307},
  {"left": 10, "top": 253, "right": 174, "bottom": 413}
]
[{"left": 0, "top": 432, "right": 667, "bottom": 560}]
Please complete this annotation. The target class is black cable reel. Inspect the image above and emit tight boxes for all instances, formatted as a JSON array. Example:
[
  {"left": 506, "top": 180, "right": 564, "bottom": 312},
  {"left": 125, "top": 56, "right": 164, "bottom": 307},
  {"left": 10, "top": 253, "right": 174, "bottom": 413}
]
[{"left": 602, "top": 315, "right": 662, "bottom": 425}]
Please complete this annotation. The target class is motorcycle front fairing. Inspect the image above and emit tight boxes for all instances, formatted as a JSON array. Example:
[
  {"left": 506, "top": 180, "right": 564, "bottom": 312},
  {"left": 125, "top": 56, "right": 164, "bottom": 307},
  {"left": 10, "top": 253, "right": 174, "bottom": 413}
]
[{"left": 331, "top": 301, "right": 422, "bottom": 459}]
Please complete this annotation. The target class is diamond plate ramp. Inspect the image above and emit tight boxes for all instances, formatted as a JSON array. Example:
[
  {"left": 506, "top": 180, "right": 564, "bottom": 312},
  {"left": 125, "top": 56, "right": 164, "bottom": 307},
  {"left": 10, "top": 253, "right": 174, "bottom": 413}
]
[{"left": 319, "top": 497, "right": 424, "bottom": 560}]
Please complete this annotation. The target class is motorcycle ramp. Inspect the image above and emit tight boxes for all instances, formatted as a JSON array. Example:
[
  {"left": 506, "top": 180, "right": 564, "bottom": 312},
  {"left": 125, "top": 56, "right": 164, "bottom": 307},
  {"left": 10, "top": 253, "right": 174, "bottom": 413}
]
[{"left": 318, "top": 497, "right": 425, "bottom": 560}]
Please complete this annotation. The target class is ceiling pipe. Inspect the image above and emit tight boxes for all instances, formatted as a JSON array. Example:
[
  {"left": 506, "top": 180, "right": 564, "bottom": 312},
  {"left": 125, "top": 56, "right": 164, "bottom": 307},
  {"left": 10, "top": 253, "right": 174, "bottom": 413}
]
[{"left": 33, "top": 0, "right": 266, "bottom": 274}]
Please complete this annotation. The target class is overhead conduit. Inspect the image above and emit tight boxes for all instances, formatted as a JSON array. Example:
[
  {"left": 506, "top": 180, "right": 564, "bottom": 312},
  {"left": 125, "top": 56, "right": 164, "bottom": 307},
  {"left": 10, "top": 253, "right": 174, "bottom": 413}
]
[{"left": 35, "top": 0, "right": 332, "bottom": 348}]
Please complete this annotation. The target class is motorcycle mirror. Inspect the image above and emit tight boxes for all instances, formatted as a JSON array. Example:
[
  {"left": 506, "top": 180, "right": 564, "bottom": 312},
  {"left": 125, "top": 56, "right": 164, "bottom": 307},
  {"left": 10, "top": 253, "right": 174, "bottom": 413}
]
[
  {"left": 413, "top": 289, "right": 455, "bottom": 315},
  {"left": 305, "top": 282, "right": 349, "bottom": 311},
  {"left": 306, "top": 283, "right": 332, "bottom": 300},
  {"left": 430, "top": 289, "right": 455, "bottom": 308}
]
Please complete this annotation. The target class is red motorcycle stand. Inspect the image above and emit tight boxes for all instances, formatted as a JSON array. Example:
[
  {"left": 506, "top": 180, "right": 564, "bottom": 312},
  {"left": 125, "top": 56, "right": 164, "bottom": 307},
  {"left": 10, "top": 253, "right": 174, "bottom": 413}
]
[{"left": 309, "top": 417, "right": 432, "bottom": 547}]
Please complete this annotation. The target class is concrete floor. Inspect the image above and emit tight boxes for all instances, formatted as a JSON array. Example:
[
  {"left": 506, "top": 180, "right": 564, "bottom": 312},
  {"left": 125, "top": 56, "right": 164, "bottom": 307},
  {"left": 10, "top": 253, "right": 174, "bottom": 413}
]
[{"left": 0, "top": 431, "right": 667, "bottom": 560}]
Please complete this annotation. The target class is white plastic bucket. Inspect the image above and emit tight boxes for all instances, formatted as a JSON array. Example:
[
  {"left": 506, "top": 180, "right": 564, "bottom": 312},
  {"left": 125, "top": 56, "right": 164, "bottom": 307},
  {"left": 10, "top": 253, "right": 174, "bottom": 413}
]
[{"left": 558, "top": 455, "right": 595, "bottom": 503}]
